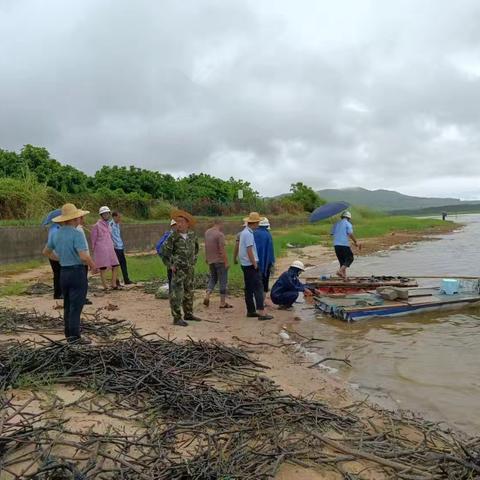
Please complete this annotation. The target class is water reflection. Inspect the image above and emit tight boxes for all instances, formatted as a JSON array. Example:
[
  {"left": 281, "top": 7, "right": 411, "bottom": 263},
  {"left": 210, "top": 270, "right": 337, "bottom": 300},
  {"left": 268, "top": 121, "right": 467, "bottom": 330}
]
[{"left": 300, "top": 214, "right": 480, "bottom": 433}]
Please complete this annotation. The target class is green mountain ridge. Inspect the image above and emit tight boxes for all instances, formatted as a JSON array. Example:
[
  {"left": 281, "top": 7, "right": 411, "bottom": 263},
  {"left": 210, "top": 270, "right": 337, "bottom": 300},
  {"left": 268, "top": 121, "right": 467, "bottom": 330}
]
[{"left": 316, "top": 187, "right": 480, "bottom": 211}]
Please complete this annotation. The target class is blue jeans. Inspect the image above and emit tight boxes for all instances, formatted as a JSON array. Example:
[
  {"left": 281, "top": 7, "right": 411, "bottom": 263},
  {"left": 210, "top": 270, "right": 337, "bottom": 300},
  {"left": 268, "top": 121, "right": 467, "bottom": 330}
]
[
  {"left": 207, "top": 263, "right": 228, "bottom": 295},
  {"left": 60, "top": 265, "right": 88, "bottom": 341}
]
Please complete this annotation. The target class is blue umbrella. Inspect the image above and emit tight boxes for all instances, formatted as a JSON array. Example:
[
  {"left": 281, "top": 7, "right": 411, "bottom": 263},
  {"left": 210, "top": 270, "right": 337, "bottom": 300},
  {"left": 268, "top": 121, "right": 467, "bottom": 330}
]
[
  {"left": 41, "top": 208, "right": 62, "bottom": 226},
  {"left": 309, "top": 201, "right": 350, "bottom": 223}
]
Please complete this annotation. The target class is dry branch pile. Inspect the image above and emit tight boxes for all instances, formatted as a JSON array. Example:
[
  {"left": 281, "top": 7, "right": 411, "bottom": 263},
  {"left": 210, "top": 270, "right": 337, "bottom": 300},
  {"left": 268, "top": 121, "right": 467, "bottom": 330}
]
[{"left": 0, "top": 322, "right": 478, "bottom": 478}]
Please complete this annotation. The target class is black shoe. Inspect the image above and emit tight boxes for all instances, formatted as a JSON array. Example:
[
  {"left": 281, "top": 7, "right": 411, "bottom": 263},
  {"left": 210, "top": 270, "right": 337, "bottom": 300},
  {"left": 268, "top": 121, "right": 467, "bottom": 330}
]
[
  {"left": 247, "top": 312, "right": 260, "bottom": 318},
  {"left": 173, "top": 319, "right": 189, "bottom": 327},
  {"left": 184, "top": 315, "right": 202, "bottom": 322},
  {"left": 258, "top": 314, "right": 274, "bottom": 321},
  {"left": 124, "top": 280, "right": 134, "bottom": 285},
  {"left": 85, "top": 298, "right": 93, "bottom": 305}
]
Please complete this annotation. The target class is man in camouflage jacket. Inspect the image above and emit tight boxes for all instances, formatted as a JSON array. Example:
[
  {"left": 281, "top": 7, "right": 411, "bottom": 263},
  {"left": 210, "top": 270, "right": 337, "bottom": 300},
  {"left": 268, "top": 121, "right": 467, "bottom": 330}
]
[{"left": 162, "top": 210, "right": 201, "bottom": 326}]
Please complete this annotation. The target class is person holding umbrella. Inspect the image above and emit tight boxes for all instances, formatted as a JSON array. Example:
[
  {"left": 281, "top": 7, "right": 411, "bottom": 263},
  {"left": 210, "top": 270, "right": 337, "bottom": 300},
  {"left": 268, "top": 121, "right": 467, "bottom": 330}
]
[
  {"left": 331, "top": 211, "right": 361, "bottom": 279},
  {"left": 42, "top": 203, "right": 97, "bottom": 344}
]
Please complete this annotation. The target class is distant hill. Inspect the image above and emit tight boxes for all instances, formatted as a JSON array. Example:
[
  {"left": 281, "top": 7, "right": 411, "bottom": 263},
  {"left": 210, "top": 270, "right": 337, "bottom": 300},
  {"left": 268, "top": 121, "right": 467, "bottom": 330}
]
[
  {"left": 316, "top": 187, "right": 478, "bottom": 212},
  {"left": 393, "top": 203, "right": 480, "bottom": 216}
]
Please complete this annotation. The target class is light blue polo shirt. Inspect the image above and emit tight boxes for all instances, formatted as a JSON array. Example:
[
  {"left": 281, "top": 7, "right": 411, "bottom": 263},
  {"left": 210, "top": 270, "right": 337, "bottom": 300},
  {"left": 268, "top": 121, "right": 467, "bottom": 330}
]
[
  {"left": 109, "top": 220, "right": 124, "bottom": 250},
  {"left": 239, "top": 227, "right": 259, "bottom": 266},
  {"left": 331, "top": 218, "right": 353, "bottom": 247},
  {"left": 47, "top": 226, "right": 88, "bottom": 267}
]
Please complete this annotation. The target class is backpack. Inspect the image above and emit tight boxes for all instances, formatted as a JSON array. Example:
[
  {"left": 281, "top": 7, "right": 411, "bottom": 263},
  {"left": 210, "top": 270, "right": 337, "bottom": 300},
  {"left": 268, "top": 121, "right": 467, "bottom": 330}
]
[{"left": 156, "top": 231, "right": 172, "bottom": 257}]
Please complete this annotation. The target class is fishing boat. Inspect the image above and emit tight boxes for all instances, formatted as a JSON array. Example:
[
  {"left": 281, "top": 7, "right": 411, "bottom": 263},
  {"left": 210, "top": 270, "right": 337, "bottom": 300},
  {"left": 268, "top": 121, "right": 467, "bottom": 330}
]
[{"left": 314, "top": 280, "right": 480, "bottom": 322}]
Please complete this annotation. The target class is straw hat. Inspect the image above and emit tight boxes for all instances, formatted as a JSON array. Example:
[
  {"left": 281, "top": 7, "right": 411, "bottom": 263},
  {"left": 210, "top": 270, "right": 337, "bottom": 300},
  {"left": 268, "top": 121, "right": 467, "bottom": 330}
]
[
  {"left": 171, "top": 209, "right": 196, "bottom": 227},
  {"left": 243, "top": 212, "right": 264, "bottom": 223},
  {"left": 290, "top": 260, "right": 305, "bottom": 271},
  {"left": 52, "top": 203, "right": 89, "bottom": 223},
  {"left": 341, "top": 210, "right": 352, "bottom": 219}
]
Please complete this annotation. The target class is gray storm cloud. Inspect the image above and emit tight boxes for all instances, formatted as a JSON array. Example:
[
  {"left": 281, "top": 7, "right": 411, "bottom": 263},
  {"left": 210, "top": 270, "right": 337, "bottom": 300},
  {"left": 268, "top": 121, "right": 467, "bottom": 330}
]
[{"left": 0, "top": 0, "right": 479, "bottom": 198}]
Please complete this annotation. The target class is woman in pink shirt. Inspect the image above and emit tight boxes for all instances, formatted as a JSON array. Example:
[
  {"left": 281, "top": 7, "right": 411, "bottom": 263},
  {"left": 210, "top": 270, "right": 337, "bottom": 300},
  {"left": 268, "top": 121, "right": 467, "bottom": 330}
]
[{"left": 91, "top": 206, "right": 120, "bottom": 290}]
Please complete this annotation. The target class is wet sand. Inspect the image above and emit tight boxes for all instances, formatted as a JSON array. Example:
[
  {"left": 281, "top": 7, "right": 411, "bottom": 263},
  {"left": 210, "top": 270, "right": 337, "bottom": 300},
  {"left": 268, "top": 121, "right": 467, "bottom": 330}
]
[{"left": 0, "top": 225, "right": 461, "bottom": 479}]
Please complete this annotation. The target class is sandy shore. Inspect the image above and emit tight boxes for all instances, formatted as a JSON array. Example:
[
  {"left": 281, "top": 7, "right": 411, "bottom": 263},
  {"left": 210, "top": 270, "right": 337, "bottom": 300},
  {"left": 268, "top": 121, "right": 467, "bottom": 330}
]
[{"left": 0, "top": 226, "right": 461, "bottom": 479}]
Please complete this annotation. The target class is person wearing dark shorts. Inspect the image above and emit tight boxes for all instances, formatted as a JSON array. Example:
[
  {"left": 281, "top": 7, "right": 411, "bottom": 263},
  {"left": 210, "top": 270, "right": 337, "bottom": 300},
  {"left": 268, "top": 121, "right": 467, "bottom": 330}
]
[
  {"left": 204, "top": 219, "right": 232, "bottom": 308},
  {"left": 331, "top": 211, "right": 360, "bottom": 279}
]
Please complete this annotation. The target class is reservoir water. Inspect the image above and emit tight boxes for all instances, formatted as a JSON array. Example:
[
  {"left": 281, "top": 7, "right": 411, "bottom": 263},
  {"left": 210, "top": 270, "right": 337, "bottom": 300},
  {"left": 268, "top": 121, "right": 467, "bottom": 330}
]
[{"left": 300, "top": 214, "right": 480, "bottom": 433}]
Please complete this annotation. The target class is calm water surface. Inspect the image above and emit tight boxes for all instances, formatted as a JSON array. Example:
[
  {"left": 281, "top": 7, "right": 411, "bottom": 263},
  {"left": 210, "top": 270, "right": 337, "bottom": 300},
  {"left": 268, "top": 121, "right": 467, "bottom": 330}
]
[{"left": 299, "top": 214, "right": 480, "bottom": 433}]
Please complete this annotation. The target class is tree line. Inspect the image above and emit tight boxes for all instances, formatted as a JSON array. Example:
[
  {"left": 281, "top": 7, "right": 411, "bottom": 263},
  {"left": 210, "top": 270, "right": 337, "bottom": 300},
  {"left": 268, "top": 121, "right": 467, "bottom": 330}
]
[{"left": 0, "top": 145, "right": 322, "bottom": 219}]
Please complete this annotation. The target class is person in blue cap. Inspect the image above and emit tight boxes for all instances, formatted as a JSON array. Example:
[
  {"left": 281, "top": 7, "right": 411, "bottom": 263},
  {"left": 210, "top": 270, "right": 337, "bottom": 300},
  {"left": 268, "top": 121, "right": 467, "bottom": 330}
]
[{"left": 271, "top": 260, "right": 313, "bottom": 309}]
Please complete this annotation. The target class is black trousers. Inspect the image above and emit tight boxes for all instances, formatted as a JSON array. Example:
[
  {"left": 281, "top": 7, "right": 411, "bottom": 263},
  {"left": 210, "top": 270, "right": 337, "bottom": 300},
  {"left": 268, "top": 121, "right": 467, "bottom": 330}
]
[
  {"left": 49, "top": 259, "right": 62, "bottom": 299},
  {"left": 114, "top": 248, "right": 131, "bottom": 283},
  {"left": 241, "top": 265, "right": 264, "bottom": 314},
  {"left": 60, "top": 265, "right": 88, "bottom": 341}
]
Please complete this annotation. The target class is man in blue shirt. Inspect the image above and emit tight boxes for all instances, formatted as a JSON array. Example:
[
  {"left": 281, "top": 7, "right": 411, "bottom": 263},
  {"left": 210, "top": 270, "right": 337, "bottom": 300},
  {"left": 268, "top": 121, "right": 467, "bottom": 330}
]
[
  {"left": 110, "top": 211, "right": 133, "bottom": 285},
  {"left": 331, "top": 211, "right": 361, "bottom": 279},
  {"left": 271, "top": 260, "right": 313, "bottom": 309},
  {"left": 43, "top": 203, "right": 97, "bottom": 344},
  {"left": 239, "top": 212, "right": 273, "bottom": 321}
]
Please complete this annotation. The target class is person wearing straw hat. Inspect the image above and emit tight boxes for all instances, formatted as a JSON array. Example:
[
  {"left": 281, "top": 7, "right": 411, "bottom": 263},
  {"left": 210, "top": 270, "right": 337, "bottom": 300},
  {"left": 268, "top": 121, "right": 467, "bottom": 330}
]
[
  {"left": 331, "top": 210, "right": 361, "bottom": 279},
  {"left": 42, "top": 203, "right": 97, "bottom": 344},
  {"left": 162, "top": 209, "right": 201, "bottom": 326},
  {"left": 270, "top": 260, "right": 313, "bottom": 310},
  {"left": 238, "top": 212, "right": 273, "bottom": 321},
  {"left": 91, "top": 206, "right": 120, "bottom": 290}
]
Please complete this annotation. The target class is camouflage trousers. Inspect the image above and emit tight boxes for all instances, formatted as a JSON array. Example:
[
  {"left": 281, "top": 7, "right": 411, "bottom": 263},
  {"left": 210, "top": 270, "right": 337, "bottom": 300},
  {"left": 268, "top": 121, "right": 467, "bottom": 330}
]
[{"left": 170, "top": 266, "right": 194, "bottom": 321}]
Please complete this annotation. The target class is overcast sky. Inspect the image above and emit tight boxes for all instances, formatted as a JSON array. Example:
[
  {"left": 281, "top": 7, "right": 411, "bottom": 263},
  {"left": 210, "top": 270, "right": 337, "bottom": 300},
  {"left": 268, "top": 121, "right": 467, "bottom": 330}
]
[{"left": 1, "top": 0, "right": 480, "bottom": 199}]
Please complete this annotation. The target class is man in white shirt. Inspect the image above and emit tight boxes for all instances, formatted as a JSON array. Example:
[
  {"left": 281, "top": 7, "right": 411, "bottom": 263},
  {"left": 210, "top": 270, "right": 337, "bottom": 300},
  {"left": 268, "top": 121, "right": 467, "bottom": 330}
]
[{"left": 238, "top": 212, "right": 273, "bottom": 321}]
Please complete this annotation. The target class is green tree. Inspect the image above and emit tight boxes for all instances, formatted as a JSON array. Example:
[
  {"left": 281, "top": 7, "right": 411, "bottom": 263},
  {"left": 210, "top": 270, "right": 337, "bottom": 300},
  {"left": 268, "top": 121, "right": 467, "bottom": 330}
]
[{"left": 289, "top": 182, "right": 322, "bottom": 212}]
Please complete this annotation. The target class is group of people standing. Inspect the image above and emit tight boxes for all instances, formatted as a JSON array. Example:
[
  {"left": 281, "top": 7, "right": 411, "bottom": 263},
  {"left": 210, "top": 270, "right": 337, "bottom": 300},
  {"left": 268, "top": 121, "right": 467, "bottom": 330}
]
[
  {"left": 43, "top": 203, "right": 132, "bottom": 343},
  {"left": 161, "top": 210, "right": 313, "bottom": 326},
  {"left": 42, "top": 202, "right": 360, "bottom": 340}
]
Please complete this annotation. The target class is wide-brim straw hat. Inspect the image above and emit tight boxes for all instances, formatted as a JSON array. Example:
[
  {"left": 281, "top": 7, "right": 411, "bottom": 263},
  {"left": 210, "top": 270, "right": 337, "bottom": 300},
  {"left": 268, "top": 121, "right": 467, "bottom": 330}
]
[
  {"left": 171, "top": 209, "right": 196, "bottom": 227},
  {"left": 243, "top": 212, "right": 265, "bottom": 223},
  {"left": 52, "top": 203, "right": 90, "bottom": 223}
]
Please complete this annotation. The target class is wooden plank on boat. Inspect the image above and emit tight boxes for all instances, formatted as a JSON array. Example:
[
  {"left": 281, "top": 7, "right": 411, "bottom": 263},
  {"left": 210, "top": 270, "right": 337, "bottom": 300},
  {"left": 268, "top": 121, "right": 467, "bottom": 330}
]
[
  {"left": 306, "top": 276, "right": 417, "bottom": 289},
  {"left": 342, "top": 301, "right": 407, "bottom": 312}
]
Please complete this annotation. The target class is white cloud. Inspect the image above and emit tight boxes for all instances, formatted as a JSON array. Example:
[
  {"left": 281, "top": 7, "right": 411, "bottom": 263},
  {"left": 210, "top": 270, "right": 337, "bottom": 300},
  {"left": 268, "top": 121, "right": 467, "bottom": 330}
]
[{"left": 0, "top": 0, "right": 480, "bottom": 198}]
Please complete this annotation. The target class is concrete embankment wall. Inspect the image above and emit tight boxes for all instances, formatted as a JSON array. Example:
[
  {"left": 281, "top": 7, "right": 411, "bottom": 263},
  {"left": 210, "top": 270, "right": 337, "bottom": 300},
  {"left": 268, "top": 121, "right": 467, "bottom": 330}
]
[{"left": 0, "top": 218, "right": 306, "bottom": 265}]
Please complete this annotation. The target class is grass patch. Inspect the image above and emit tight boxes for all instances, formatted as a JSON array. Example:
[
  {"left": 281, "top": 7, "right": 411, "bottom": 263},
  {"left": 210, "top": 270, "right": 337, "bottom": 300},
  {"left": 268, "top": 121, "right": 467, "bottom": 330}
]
[
  {"left": 0, "top": 259, "right": 46, "bottom": 276},
  {"left": 0, "top": 281, "right": 28, "bottom": 297}
]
